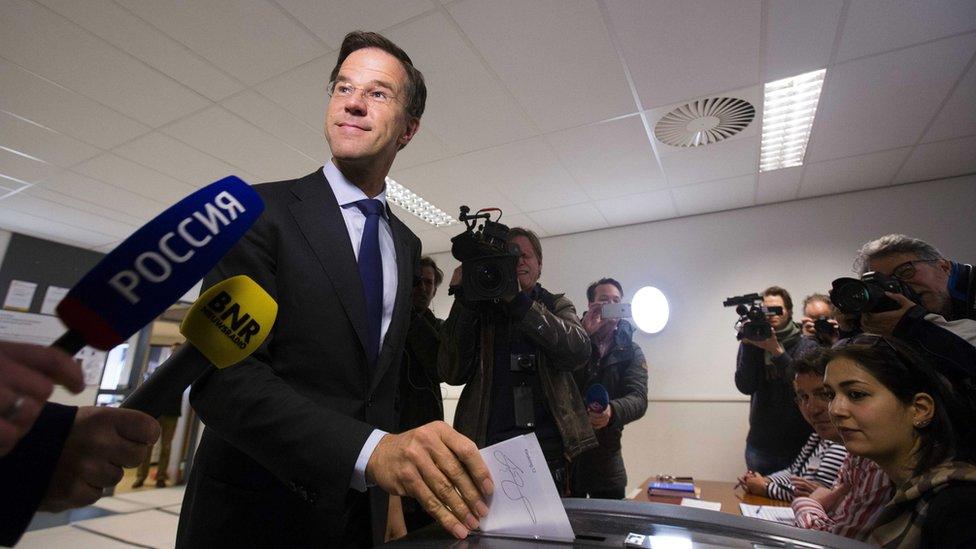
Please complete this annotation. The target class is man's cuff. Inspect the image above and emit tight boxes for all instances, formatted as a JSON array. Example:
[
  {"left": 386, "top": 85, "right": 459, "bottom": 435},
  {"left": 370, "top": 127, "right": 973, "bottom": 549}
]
[{"left": 350, "top": 429, "right": 388, "bottom": 492}]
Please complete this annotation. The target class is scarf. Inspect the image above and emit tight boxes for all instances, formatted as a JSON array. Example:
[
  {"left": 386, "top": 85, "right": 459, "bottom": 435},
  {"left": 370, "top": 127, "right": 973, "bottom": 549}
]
[{"left": 764, "top": 320, "right": 801, "bottom": 371}]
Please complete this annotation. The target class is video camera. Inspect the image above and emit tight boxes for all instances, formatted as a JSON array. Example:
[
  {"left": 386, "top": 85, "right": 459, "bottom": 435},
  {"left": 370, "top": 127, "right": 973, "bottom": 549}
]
[
  {"left": 450, "top": 206, "right": 520, "bottom": 302},
  {"left": 723, "top": 293, "right": 784, "bottom": 341},
  {"left": 829, "top": 271, "right": 919, "bottom": 314}
]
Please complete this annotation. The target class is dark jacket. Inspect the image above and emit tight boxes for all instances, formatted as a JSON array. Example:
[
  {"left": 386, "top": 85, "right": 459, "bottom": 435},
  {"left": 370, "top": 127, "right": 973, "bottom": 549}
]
[
  {"left": 946, "top": 261, "right": 975, "bottom": 322},
  {"left": 572, "top": 320, "right": 648, "bottom": 490},
  {"left": 397, "top": 307, "right": 444, "bottom": 432},
  {"left": 438, "top": 285, "right": 597, "bottom": 460},
  {"left": 735, "top": 331, "right": 818, "bottom": 458}
]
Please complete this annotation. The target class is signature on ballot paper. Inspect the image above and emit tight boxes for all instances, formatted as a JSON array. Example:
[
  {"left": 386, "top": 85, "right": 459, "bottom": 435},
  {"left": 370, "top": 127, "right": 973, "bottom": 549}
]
[{"left": 493, "top": 450, "right": 537, "bottom": 524}]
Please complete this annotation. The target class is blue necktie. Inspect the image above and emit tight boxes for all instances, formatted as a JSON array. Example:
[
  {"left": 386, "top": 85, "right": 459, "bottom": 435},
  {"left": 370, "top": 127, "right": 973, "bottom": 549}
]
[{"left": 354, "top": 199, "right": 384, "bottom": 367}]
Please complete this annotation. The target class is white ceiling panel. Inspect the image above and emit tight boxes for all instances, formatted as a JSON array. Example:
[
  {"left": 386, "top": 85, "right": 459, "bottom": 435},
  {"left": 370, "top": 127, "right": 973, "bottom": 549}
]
[
  {"left": 36, "top": 0, "right": 243, "bottom": 101},
  {"left": 493, "top": 213, "right": 549, "bottom": 238},
  {"left": 0, "top": 0, "right": 209, "bottom": 127},
  {"left": 449, "top": 0, "right": 634, "bottom": 132},
  {"left": 658, "top": 136, "right": 760, "bottom": 188},
  {"left": 755, "top": 166, "right": 803, "bottom": 205},
  {"left": 385, "top": 11, "right": 538, "bottom": 154},
  {"left": 116, "top": 0, "right": 327, "bottom": 86},
  {"left": 546, "top": 116, "right": 666, "bottom": 199},
  {"left": 0, "top": 111, "right": 101, "bottom": 168},
  {"left": 35, "top": 171, "right": 165, "bottom": 223},
  {"left": 0, "top": 147, "right": 61, "bottom": 184},
  {"left": 416, "top": 228, "right": 454, "bottom": 255},
  {"left": 606, "top": 0, "right": 761, "bottom": 109},
  {"left": 0, "top": 206, "right": 117, "bottom": 249},
  {"left": 528, "top": 202, "right": 608, "bottom": 236},
  {"left": 799, "top": 147, "right": 911, "bottom": 198},
  {"left": 3, "top": 186, "right": 139, "bottom": 238},
  {"left": 389, "top": 155, "right": 521, "bottom": 218},
  {"left": 672, "top": 174, "right": 756, "bottom": 217},
  {"left": 0, "top": 58, "right": 149, "bottom": 149},
  {"left": 275, "top": 0, "right": 436, "bottom": 49},
  {"left": 836, "top": 0, "right": 976, "bottom": 63},
  {"left": 390, "top": 126, "right": 453, "bottom": 171},
  {"left": 0, "top": 174, "right": 29, "bottom": 193},
  {"left": 894, "top": 136, "right": 976, "bottom": 184},
  {"left": 922, "top": 61, "right": 976, "bottom": 143},
  {"left": 393, "top": 205, "right": 443, "bottom": 235},
  {"left": 112, "top": 132, "right": 260, "bottom": 188},
  {"left": 73, "top": 154, "right": 197, "bottom": 205},
  {"left": 161, "top": 106, "right": 321, "bottom": 182},
  {"left": 594, "top": 188, "right": 676, "bottom": 226},
  {"left": 807, "top": 33, "right": 976, "bottom": 161},
  {"left": 763, "top": 0, "right": 844, "bottom": 81},
  {"left": 254, "top": 54, "right": 335, "bottom": 128},
  {"left": 222, "top": 90, "right": 327, "bottom": 162}
]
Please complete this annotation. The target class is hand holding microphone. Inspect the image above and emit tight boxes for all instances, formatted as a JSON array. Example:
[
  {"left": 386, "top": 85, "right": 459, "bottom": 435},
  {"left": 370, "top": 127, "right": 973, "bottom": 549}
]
[{"left": 585, "top": 383, "right": 612, "bottom": 429}]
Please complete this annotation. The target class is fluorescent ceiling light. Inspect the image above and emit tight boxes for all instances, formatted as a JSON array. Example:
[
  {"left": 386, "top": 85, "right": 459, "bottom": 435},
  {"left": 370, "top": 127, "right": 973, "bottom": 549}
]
[
  {"left": 760, "top": 68, "right": 826, "bottom": 172},
  {"left": 385, "top": 177, "right": 456, "bottom": 227}
]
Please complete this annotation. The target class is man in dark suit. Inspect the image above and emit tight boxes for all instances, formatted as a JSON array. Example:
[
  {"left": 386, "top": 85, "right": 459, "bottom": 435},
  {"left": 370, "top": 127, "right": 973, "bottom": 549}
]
[{"left": 177, "top": 32, "right": 492, "bottom": 548}]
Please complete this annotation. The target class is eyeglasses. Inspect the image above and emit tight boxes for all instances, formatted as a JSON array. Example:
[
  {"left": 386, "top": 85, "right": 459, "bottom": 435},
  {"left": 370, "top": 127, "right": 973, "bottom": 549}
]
[
  {"left": 890, "top": 258, "right": 938, "bottom": 281},
  {"left": 328, "top": 81, "right": 399, "bottom": 106}
]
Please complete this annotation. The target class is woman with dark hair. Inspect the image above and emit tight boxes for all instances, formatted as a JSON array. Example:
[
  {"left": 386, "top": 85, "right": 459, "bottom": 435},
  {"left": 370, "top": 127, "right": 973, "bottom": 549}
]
[{"left": 823, "top": 335, "right": 976, "bottom": 548}]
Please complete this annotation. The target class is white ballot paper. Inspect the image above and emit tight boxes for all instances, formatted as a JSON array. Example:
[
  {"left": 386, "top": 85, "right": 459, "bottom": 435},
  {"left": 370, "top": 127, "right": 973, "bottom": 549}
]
[{"left": 477, "top": 433, "right": 575, "bottom": 543}]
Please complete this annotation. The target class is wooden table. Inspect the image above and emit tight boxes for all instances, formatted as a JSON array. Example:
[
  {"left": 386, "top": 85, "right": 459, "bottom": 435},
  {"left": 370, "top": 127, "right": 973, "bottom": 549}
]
[{"left": 633, "top": 478, "right": 790, "bottom": 515}]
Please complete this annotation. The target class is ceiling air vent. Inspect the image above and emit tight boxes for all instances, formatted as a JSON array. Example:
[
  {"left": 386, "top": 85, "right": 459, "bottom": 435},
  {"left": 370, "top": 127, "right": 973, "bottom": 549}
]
[{"left": 654, "top": 97, "right": 755, "bottom": 147}]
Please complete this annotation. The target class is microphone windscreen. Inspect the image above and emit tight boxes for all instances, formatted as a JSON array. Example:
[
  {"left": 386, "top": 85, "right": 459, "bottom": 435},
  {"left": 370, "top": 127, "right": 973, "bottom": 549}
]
[
  {"left": 180, "top": 275, "right": 277, "bottom": 368},
  {"left": 586, "top": 383, "right": 610, "bottom": 412},
  {"left": 56, "top": 176, "right": 263, "bottom": 350}
]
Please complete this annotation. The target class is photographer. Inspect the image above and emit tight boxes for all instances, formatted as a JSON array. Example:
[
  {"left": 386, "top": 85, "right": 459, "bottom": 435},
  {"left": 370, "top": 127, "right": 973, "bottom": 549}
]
[
  {"left": 570, "top": 278, "right": 648, "bottom": 500},
  {"left": 734, "top": 287, "right": 817, "bottom": 474},
  {"left": 800, "top": 293, "right": 840, "bottom": 347},
  {"left": 438, "top": 227, "right": 596, "bottom": 491},
  {"left": 853, "top": 234, "right": 976, "bottom": 371}
]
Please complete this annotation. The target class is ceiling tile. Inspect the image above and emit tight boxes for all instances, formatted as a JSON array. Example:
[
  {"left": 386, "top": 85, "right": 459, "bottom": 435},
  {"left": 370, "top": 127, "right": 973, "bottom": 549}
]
[
  {"left": 605, "top": 0, "right": 762, "bottom": 109},
  {"left": 254, "top": 54, "right": 335, "bottom": 127},
  {"left": 73, "top": 153, "right": 197, "bottom": 205},
  {"left": 392, "top": 205, "right": 442, "bottom": 235},
  {"left": 0, "top": 0, "right": 210, "bottom": 127},
  {"left": 0, "top": 175, "right": 29, "bottom": 193},
  {"left": 0, "top": 58, "right": 149, "bottom": 149},
  {"left": 449, "top": 0, "right": 634, "bottom": 131},
  {"left": 807, "top": 34, "right": 976, "bottom": 161},
  {"left": 494, "top": 213, "right": 549, "bottom": 238},
  {"left": 36, "top": 0, "right": 243, "bottom": 101},
  {"left": 385, "top": 11, "right": 538, "bottom": 153},
  {"left": 275, "top": 0, "right": 436, "bottom": 49},
  {"left": 658, "top": 136, "right": 760, "bottom": 187},
  {"left": 527, "top": 202, "right": 608, "bottom": 236},
  {"left": 390, "top": 127, "right": 453, "bottom": 171},
  {"left": 0, "top": 205, "right": 116, "bottom": 249},
  {"left": 894, "top": 136, "right": 976, "bottom": 184},
  {"left": 922, "top": 61, "right": 976, "bottom": 143},
  {"left": 3, "top": 186, "right": 140, "bottom": 238},
  {"left": 161, "top": 106, "right": 321, "bottom": 182},
  {"left": 836, "top": 0, "right": 976, "bottom": 62},
  {"left": 112, "top": 132, "right": 260, "bottom": 187},
  {"left": 799, "top": 147, "right": 911, "bottom": 198},
  {"left": 416, "top": 228, "right": 454, "bottom": 255},
  {"left": 755, "top": 166, "right": 803, "bottom": 204},
  {"left": 116, "top": 0, "right": 328, "bottom": 85},
  {"left": 764, "top": 0, "right": 844, "bottom": 81},
  {"left": 222, "top": 90, "right": 327, "bottom": 162},
  {"left": 594, "top": 188, "right": 676, "bottom": 226},
  {"left": 36, "top": 171, "right": 165, "bottom": 222},
  {"left": 546, "top": 116, "right": 666, "bottom": 199},
  {"left": 0, "top": 148, "right": 61, "bottom": 184},
  {"left": 390, "top": 155, "right": 520, "bottom": 219},
  {"left": 0, "top": 111, "right": 101, "bottom": 168},
  {"left": 672, "top": 174, "right": 757, "bottom": 216}
]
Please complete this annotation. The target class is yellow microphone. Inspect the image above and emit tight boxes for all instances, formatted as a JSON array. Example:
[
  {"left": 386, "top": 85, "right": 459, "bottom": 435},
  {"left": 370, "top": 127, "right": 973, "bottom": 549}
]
[{"left": 121, "top": 275, "right": 277, "bottom": 417}]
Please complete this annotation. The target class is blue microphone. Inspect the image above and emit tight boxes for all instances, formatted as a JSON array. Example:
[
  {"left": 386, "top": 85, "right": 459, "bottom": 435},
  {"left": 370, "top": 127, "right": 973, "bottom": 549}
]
[
  {"left": 585, "top": 383, "right": 610, "bottom": 413},
  {"left": 53, "top": 176, "right": 263, "bottom": 354}
]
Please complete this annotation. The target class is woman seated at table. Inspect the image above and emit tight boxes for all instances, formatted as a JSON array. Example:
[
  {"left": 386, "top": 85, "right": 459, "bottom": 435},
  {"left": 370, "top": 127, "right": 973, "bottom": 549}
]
[
  {"left": 822, "top": 335, "right": 976, "bottom": 548},
  {"left": 738, "top": 351, "right": 847, "bottom": 501}
]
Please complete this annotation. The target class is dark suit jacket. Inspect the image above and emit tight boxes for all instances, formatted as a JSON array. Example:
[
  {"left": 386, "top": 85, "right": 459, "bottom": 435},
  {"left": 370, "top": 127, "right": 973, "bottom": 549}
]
[{"left": 176, "top": 169, "right": 421, "bottom": 547}]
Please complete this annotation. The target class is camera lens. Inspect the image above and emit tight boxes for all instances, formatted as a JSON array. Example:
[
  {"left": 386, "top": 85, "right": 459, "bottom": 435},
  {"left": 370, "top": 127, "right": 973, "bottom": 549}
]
[
  {"left": 475, "top": 264, "right": 502, "bottom": 291},
  {"left": 834, "top": 280, "right": 871, "bottom": 312}
]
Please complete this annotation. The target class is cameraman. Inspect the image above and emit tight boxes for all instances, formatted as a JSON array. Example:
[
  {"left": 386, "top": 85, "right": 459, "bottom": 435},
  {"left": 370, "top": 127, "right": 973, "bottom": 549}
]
[
  {"left": 800, "top": 293, "right": 840, "bottom": 347},
  {"left": 438, "top": 228, "right": 596, "bottom": 491},
  {"left": 734, "top": 287, "right": 817, "bottom": 474},
  {"left": 855, "top": 234, "right": 976, "bottom": 370},
  {"left": 571, "top": 278, "right": 648, "bottom": 500}
]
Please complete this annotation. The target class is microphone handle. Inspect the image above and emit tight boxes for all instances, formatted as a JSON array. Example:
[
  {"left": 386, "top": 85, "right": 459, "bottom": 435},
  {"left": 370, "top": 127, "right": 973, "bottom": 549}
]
[
  {"left": 121, "top": 344, "right": 210, "bottom": 418},
  {"left": 51, "top": 329, "right": 87, "bottom": 356}
]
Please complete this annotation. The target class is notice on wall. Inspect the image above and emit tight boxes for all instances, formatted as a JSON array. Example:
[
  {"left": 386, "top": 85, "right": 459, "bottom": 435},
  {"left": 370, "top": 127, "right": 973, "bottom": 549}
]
[
  {"left": 3, "top": 279, "right": 37, "bottom": 311},
  {"left": 0, "top": 310, "right": 107, "bottom": 387},
  {"left": 40, "top": 285, "right": 69, "bottom": 316}
]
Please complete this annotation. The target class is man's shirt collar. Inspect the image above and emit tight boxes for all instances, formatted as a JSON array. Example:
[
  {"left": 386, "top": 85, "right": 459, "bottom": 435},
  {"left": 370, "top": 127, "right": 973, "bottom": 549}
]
[{"left": 323, "top": 161, "right": 389, "bottom": 216}]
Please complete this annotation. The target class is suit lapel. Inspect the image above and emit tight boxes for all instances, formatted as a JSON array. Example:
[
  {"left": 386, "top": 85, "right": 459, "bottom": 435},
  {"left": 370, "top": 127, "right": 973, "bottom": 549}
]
[
  {"left": 370, "top": 208, "right": 413, "bottom": 394},
  {"left": 287, "top": 171, "right": 371, "bottom": 359}
]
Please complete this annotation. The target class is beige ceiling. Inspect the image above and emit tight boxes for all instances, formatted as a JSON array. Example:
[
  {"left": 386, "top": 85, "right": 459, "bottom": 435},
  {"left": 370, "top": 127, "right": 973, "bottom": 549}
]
[{"left": 1, "top": 0, "right": 974, "bottom": 255}]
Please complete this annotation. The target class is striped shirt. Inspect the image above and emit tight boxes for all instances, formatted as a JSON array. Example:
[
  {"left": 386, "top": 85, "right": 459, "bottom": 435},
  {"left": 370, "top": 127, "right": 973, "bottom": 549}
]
[
  {"left": 765, "top": 433, "right": 847, "bottom": 501},
  {"left": 793, "top": 454, "right": 894, "bottom": 541}
]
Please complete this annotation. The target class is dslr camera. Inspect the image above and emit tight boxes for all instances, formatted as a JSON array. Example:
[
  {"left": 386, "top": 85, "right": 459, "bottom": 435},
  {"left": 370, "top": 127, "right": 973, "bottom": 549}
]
[
  {"left": 829, "top": 272, "right": 919, "bottom": 314},
  {"left": 723, "top": 293, "right": 784, "bottom": 341},
  {"left": 450, "top": 206, "right": 520, "bottom": 302}
]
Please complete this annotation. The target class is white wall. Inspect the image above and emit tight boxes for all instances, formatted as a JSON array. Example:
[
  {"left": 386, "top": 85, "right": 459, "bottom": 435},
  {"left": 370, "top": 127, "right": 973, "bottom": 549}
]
[{"left": 430, "top": 174, "right": 976, "bottom": 486}]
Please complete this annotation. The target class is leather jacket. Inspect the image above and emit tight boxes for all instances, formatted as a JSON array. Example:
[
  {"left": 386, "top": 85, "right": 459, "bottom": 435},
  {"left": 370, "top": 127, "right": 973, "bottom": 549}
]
[{"left": 438, "top": 285, "right": 598, "bottom": 460}]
